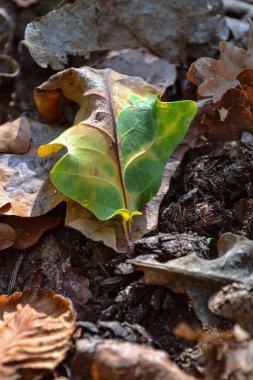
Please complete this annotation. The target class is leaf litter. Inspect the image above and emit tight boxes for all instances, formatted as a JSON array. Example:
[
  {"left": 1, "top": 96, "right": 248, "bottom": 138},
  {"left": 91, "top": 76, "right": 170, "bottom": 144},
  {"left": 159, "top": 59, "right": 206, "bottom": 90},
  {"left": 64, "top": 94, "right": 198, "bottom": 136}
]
[{"left": 2, "top": 1, "right": 253, "bottom": 379}]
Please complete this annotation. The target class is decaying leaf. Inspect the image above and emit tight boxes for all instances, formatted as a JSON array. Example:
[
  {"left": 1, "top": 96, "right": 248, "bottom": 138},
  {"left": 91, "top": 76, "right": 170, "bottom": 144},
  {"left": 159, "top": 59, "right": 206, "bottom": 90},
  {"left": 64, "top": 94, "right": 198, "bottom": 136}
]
[
  {"left": 191, "top": 69, "right": 253, "bottom": 140},
  {"left": 0, "top": 289, "right": 76, "bottom": 379},
  {"left": 0, "top": 116, "right": 31, "bottom": 154},
  {"left": 188, "top": 23, "right": 253, "bottom": 103},
  {"left": 0, "top": 215, "right": 62, "bottom": 249},
  {"left": 0, "top": 223, "right": 16, "bottom": 250},
  {"left": 24, "top": 0, "right": 228, "bottom": 70},
  {"left": 132, "top": 233, "right": 253, "bottom": 323},
  {"left": 95, "top": 48, "right": 177, "bottom": 88},
  {"left": 36, "top": 67, "right": 196, "bottom": 255}
]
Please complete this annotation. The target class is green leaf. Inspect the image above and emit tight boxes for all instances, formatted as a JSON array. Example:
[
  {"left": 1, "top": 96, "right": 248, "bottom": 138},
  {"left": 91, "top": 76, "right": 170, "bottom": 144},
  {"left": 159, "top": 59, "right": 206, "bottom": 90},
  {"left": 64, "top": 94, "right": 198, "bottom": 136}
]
[{"left": 37, "top": 67, "right": 197, "bottom": 253}]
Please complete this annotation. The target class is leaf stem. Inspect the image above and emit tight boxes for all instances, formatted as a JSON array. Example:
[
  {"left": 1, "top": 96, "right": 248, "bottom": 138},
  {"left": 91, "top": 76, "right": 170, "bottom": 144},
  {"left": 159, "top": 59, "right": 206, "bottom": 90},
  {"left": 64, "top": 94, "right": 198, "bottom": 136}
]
[{"left": 106, "top": 69, "right": 134, "bottom": 257}]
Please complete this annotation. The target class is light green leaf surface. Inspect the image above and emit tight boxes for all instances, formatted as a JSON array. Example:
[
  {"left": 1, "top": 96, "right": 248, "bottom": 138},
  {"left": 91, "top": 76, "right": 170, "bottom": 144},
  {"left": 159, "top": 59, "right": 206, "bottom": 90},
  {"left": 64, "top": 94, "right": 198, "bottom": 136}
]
[{"left": 38, "top": 67, "right": 197, "bottom": 225}]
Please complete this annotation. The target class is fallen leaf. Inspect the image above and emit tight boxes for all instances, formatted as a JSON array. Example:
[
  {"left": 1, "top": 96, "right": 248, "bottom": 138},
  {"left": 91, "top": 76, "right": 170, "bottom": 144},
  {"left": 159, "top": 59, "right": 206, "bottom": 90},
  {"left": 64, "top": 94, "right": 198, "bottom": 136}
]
[
  {"left": 0, "top": 116, "right": 179, "bottom": 252},
  {"left": 0, "top": 289, "right": 76, "bottom": 379},
  {"left": 0, "top": 215, "right": 62, "bottom": 249},
  {"left": 0, "top": 116, "right": 31, "bottom": 154},
  {"left": 187, "top": 23, "right": 253, "bottom": 103},
  {"left": 132, "top": 233, "right": 253, "bottom": 323},
  {"left": 0, "top": 223, "right": 16, "bottom": 250},
  {"left": 24, "top": 0, "right": 228, "bottom": 69},
  {"left": 66, "top": 161, "right": 179, "bottom": 253},
  {"left": 36, "top": 67, "right": 196, "bottom": 255},
  {"left": 95, "top": 48, "right": 177, "bottom": 88},
  {"left": 0, "top": 118, "right": 66, "bottom": 216},
  {"left": 192, "top": 69, "right": 253, "bottom": 140}
]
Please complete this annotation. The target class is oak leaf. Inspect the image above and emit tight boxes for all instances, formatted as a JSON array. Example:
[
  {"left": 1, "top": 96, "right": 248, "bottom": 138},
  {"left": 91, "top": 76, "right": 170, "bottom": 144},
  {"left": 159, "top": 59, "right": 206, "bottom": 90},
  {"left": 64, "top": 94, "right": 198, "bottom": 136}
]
[
  {"left": 132, "top": 233, "right": 253, "bottom": 323},
  {"left": 187, "top": 23, "right": 253, "bottom": 103}
]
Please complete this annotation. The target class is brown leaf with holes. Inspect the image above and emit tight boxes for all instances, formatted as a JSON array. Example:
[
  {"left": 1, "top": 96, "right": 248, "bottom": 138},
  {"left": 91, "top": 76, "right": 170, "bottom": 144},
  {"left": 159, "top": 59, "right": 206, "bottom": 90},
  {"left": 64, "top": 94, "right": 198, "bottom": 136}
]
[
  {"left": 193, "top": 69, "right": 253, "bottom": 141},
  {"left": 0, "top": 289, "right": 76, "bottom": 379},
  {"left": 0, "top": 223, "right": 16, "bottom": 250},
  {"left": 187, "top": 23, "right": 253, "bottom": 103}
]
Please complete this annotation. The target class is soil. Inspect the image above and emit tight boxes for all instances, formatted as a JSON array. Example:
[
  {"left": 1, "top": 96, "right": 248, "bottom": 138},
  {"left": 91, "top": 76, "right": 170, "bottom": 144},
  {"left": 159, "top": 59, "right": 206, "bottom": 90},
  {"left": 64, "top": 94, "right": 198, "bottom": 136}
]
[{"left": 1, "top": 1, "right": 253, "bottom": 379}]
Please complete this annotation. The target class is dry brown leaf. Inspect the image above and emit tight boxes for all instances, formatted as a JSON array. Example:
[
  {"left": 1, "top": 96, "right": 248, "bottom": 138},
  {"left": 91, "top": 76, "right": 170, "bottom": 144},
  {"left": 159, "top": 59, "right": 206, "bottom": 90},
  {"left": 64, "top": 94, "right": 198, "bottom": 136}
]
[
  {"left": 193, "top": 69, "right": 253, "bottom": 140},
  {"left": 0, "top": 289, "right": 76, "bottom": 379},
  {"left": 0, "top": 116, "right": 31, "bottom": 154},
  {"left": 187, "top": 23, "right": 253, "bottom": 103},
  {"left": 0, "top": 215, "right": 62, "bottom": 249},
  {"left": 0, "top": 222, "right": 16, "bottom": 250},
  {"left": 24, "top": 0, "right": 228, "bottom": 70},
  {"left": 0, "top": 118, "right": 66, "bottom": 216}
]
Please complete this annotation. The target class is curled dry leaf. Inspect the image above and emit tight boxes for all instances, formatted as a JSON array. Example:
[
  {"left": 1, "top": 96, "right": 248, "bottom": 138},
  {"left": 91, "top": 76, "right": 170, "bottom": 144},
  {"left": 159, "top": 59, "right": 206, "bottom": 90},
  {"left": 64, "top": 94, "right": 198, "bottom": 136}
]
[
  {"left": 24, "top": 0, "right": 228, "bottom": 69},
  {"left": 132, "top": 233, "right": 253, "bottom": 323},
  {"left": 0, "top": 289, "right": 76, "bottom": 379},
  {"left": 188, "top": 23, "right": 253, "bottom": 103},
  {"left": 0, "top": 55, "right": 20, "bottom": 88},
  {"left": 0, "top": 223, "right": 16, "bottom": 250},
  {"left": 0, "top": 116, "right": 31, "bottom": 154}
]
